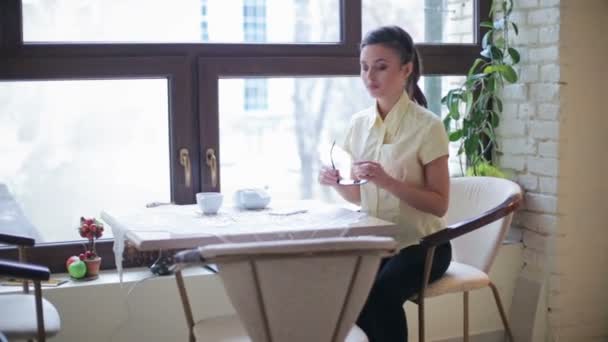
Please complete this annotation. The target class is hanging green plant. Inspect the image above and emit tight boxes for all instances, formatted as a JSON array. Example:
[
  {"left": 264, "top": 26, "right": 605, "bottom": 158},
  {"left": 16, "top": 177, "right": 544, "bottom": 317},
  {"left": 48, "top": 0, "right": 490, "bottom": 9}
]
[{"left": 442, "top": 0, "right": 520, "bottom": 176}]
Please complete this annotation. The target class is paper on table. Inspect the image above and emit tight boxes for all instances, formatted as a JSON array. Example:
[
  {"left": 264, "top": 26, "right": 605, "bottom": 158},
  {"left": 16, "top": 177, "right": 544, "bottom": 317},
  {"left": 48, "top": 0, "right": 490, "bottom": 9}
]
[{"left": 268, "top": 209, "right": 308, "bottom": 216}]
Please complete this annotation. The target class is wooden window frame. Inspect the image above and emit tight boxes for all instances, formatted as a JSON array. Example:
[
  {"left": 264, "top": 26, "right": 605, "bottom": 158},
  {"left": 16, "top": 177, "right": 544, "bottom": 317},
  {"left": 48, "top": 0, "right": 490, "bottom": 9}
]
[{"left": 0, "top": 0, "right": 490, "bottom": 273}]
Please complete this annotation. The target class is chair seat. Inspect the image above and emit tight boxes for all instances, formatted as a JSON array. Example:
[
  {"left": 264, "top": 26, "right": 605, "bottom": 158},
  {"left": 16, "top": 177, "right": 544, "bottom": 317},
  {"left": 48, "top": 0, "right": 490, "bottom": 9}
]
[
  {"left": 193, "top": 314, "right": 368, "bottom": 342},
  {"left": 418, "top": 262, "right": 490, "bottom": 299},
  {"left": 0, "top": 294, "right": 61, "bottom": 339}
]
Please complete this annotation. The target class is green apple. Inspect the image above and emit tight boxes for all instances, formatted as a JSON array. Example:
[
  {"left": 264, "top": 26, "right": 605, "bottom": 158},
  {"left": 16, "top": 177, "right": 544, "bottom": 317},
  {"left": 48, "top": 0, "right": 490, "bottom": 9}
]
[
  {"left": 65, "top": 255, "right": 80, "bottom": 270},
  {"left": 68, "top": 260, "right": 87, "bottom": 279}
]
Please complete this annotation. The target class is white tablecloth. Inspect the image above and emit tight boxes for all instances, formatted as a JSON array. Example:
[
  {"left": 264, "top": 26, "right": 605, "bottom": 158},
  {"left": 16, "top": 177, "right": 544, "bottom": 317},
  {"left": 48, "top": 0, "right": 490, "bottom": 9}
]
[{"left": 101, "top": 201, "right": 396, "bottom": 282}]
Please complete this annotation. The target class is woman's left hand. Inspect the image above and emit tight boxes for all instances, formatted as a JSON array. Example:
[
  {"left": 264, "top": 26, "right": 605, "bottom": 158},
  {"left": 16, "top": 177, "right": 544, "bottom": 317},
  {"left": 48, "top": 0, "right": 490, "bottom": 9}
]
[{"left": 352, "top": 161, "right": 393, "bottom": 189}]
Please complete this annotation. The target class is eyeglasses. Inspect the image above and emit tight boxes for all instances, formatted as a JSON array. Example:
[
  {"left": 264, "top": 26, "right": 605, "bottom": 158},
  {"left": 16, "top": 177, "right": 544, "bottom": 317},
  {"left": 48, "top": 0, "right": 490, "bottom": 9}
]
[{"left": 330, "top": 141, "right": 368, "bottom": 186}]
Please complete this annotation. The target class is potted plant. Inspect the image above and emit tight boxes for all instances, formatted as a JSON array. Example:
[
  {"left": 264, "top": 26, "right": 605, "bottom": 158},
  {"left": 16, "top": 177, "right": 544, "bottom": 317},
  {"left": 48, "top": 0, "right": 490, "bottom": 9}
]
[
  {"left": 442, "top": 0, "right": 520, "bottom": 176},
  {"left": 77, "top": 217, "right": 104, "bottom": 277}
]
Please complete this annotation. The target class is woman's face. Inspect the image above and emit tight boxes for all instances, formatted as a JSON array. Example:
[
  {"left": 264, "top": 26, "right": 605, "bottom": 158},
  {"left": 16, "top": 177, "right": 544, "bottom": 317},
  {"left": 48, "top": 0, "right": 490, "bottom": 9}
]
[{"left": 360, "top": 44, "right": 411, "bottom": 100}]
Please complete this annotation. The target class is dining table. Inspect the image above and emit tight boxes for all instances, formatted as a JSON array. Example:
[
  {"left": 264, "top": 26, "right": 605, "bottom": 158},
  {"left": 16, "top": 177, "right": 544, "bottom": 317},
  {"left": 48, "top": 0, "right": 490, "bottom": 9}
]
[{"left": 100, "top": 200, "right": 397, "bottom": 280}]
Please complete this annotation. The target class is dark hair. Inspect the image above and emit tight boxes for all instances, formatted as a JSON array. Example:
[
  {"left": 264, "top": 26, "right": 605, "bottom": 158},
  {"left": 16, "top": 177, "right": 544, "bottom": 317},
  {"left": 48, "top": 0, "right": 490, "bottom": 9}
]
[{"left": 360, "top": 26, "right": 427, "bottom": 108}]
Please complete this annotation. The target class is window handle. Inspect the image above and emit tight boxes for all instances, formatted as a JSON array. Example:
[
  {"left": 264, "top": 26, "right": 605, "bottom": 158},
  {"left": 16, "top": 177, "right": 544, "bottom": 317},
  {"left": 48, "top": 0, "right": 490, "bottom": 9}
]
[
  {"left": 179, "top": 148, "right": 192, "bottom": 189},
  {"left": 206, "top": 148, "right": 218, "bottom": 189}
]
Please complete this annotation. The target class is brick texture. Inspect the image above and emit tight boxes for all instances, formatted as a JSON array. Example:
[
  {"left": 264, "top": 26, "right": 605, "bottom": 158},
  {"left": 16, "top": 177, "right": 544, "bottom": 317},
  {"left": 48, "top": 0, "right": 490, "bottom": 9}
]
[
  {"left": 495, "top": 0, "right": 562, "bottom": 340},
  {"left": 499, "top": 0, "right": 608, "bottom": 340}
]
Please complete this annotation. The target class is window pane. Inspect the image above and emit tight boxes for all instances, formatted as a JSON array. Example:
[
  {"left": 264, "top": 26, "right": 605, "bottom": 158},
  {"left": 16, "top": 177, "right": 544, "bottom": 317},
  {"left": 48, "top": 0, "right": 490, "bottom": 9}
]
[
  {"left": 362, "top": 0, "right": 474, "bottom": 43},
  {"left": 218, "top": 75, "right": 465, "bottom": 206},
  {"left": 421, "top": 75, "right": 467, "bottom": 175},
  {"left": 0, "top": 80, "right": 170, "bottom": 243},
  {"left": 22, "top": 0, "right": 340, "bottom": 43}
]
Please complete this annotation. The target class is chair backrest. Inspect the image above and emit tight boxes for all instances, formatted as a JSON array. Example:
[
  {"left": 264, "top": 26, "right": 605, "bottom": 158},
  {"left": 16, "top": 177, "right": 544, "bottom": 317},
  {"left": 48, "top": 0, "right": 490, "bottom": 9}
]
[
  {"left": 446, "top": 177, "right": 522, "bottom": 273},
  {"left": 199, "top": 236, "right": 396, "bottom": 342}
]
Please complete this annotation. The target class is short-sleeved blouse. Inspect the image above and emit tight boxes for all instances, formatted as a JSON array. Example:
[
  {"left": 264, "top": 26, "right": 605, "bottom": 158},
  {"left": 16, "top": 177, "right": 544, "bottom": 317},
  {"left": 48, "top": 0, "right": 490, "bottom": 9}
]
[{"left": 342, "top": 91, "right": 449, "bottom": 248}]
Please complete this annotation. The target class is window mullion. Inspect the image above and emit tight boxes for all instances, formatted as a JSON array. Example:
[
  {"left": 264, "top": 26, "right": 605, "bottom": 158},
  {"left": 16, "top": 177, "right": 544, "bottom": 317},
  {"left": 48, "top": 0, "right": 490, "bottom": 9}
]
[
  {"left": 0, "top": 0, "right": 22, "bottom": 50},
  {"left": 476, "top": 0, "right": 491, "bottom": 47},
  {"left": 341, "top": 0, "right": 362, "bottom": 49}
]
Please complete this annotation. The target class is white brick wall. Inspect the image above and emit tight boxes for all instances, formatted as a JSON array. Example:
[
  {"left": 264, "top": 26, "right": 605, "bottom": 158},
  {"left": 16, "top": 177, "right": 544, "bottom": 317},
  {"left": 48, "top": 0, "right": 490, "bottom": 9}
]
[
  {"left": 450, "top": 1, "right": 607, "bottom": 340},
  {"left": 495, "top": 0, "right": 562, "bottom": 340},
  {"left": 500, "top": 0, "right": 608, "bottom": 341}
]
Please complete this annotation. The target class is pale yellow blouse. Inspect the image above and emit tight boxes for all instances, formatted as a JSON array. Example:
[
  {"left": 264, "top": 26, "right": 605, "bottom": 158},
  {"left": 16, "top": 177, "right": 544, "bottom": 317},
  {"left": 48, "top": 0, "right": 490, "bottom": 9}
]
[{"left": 342, "top": 92, "right": 449, "bottom": 249}]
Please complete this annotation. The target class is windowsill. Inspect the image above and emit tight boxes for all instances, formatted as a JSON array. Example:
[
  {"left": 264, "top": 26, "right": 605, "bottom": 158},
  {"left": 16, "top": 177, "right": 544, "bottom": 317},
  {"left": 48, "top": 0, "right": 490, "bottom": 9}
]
[
  {"left": 1, "top": 239, "right": 522, "bottom": 295},
  {"left": 0, "top": 264, "right": 216, "bottom": 294}
]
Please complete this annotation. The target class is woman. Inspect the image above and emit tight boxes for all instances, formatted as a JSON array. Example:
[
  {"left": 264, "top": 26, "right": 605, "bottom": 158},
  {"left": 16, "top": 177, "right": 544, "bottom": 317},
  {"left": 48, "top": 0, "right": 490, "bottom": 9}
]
[{"left": 318, "top": 26, "right": 452, "bottom": 341}]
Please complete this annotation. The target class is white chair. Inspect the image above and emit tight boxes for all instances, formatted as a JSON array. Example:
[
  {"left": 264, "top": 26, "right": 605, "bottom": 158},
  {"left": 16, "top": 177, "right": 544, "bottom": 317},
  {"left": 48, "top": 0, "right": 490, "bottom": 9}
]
[
  {"left": 0, "top": 233, "right": 61, "bottom": 341},
  {"left": 173, "top": 236, "right": 397, "bottom": 342},
  {"left": 414, "top": 176, "right": 523, "bottom": 342}
]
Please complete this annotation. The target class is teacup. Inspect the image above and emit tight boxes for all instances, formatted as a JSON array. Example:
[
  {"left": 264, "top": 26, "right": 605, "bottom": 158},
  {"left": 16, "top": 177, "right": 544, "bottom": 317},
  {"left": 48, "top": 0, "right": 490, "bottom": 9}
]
[
  {"left": 196, "top": 192, "right": 223, "bottom": 215},
  {"left": 234, "top": 188, "right": 271, "bottom": 210}
]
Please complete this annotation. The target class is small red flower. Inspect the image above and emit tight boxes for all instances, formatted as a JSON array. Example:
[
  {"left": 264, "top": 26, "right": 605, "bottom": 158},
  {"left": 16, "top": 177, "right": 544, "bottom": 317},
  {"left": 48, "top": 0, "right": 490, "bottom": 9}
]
[{"left": 78, "top": 217, "right": 104, "bottom": 259}]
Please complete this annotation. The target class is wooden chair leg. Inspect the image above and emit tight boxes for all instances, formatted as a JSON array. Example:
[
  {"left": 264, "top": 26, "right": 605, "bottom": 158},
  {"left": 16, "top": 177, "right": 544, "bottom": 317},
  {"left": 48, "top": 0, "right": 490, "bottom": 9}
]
[
  {"left": 418, "top": 246, "right": 435, "bottom": 342},
  {"left": 463, "top": 291, "right": 469, "bottom": 342},
  {"left": 489, "top": 282, "right": 514, "bottom": 342},
  {"left": 175, "top": 270, "right": 196, "bottom": 342},
  {"left": 34, "top": 280, "right": 46, "bottom": 342},
  {"left": 418, "top": 298, "right": 425, "bottom": 342}
]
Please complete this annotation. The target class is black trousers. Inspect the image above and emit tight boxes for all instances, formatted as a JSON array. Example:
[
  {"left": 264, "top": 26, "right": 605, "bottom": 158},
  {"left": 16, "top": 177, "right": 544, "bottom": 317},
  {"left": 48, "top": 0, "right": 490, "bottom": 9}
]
[{"left": 357, "top": 242, "right": 452, "bottom": 342}]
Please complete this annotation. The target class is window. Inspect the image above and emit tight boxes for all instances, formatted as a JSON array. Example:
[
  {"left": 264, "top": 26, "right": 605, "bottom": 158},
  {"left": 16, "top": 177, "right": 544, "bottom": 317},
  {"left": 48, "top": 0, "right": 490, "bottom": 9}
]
[
  {"left": 0, "top": 0, "right": 489, "bottom": 271},
  {"left": 222, "top": 76, "right": 466, "bottom": 206},
  {"left": 221, "top": 76, "right": 368, "bottom": 205},
  {"left": 0, "top": 80, "right": 171, "bottom": 243},
  {"left": 362, "top": 0, "right": 475, "bottom": 43},
  {"left": 20, "top": 0, "right": 341, "bottom": 43}
]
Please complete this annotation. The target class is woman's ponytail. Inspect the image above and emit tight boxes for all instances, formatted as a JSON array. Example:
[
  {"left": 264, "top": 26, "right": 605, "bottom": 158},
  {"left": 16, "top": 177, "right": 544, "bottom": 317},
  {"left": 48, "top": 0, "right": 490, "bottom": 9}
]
[{"left": 409, "top": 48, "right": 427, "bottom": 108}]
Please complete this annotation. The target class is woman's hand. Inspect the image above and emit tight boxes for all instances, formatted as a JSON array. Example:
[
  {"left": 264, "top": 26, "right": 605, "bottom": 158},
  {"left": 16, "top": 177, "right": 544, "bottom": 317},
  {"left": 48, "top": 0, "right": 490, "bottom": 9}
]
[
  {"left": 320, "top": 165, "right": 362, "bottom": 205},
  {"left": 318, "top": 166, "right": 340, "bottom": 186},
  {"left": 352, "top": 161, "right": 394, "bottom": 189}
]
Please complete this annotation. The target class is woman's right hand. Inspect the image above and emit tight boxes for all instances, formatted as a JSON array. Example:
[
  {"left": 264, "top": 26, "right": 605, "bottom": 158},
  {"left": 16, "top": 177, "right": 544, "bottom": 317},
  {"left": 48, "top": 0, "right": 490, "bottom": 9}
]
[{"left": 318, "top": 166, "right": 340, "bottom": 186}]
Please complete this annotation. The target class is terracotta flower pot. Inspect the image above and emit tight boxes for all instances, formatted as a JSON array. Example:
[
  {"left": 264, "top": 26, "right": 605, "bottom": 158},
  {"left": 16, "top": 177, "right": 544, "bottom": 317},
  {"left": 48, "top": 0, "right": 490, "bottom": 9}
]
[{"left": 84, "top": 256, "right": 102, "bottom": 277}]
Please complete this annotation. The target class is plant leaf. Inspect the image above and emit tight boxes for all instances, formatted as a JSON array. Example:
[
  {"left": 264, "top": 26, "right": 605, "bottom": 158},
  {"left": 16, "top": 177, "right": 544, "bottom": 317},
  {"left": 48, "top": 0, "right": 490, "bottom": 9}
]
[
  {"left": 499, "top": 65, "right": 518, "bottom": 83},
  {"left": 449, "top": 130, "right": 463, "bottom": 141},
  {"left": 480, "top": 47, "right": 491, "bottom": 59},
  {"left": 494, "top": 97, "right": 503, "bottom": 112},
  {"left": 464, "top": 135, "right": 479, "bottom": 158},
  {"left": 508, "top": 47, "right": 520, "bottom": 64},
  {"left": 480, "top": 21, "right": 494, "bottom": 28},
  {"left": 443, "top": 116, "right": 452, "bottom": 131},
  {"left": 469, "top": 72, "right": 488, "bottom": 82},
  {"left": 506, "top": 0, "right": 513, "bottom": 15},
  {"left": 449, "top": 97, "right": 461, "bottom": 120},
  {"left": 482, "top": 31, "right": 493, "bottom": 49},
  {"left": 468, "top": 58, "right": 486, "bottom": 76},
  {"left": 483, "top": 65, "right": 497, "bottom": 74},
  {"left": 490, "top": 46, "right": 504, "bottom": 59},
  {"left": 491, "top": 111, "right": 500, "bottom": 127},
  {"left": 511, "top": 22, "right": 519, "bottom": 35},
  {"left": 465, "top": 91, "right": 474, "bottom": 116}
]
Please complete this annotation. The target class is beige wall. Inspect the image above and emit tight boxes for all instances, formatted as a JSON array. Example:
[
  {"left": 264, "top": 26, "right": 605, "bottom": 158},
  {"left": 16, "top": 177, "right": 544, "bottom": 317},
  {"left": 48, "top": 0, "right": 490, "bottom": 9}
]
[{"left": 554, "top": 0, "right": 608, "bottom": 339}]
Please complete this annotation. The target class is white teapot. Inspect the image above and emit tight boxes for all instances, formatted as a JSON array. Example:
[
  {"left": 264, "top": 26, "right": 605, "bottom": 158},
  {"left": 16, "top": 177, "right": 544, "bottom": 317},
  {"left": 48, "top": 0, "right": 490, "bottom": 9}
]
[{"left": 233, "top": 188, "right": 271, "bottom": 210}]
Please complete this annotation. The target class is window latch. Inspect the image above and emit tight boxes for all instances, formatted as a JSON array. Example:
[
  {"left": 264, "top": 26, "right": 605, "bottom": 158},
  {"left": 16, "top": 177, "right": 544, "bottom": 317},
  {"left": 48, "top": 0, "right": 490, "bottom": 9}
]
[
  {"left": 206, "top": 148, "right": 218, "bottom": 189},
  {"left": 179, "top": 148, "right": 191, "bottom": 189}
]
